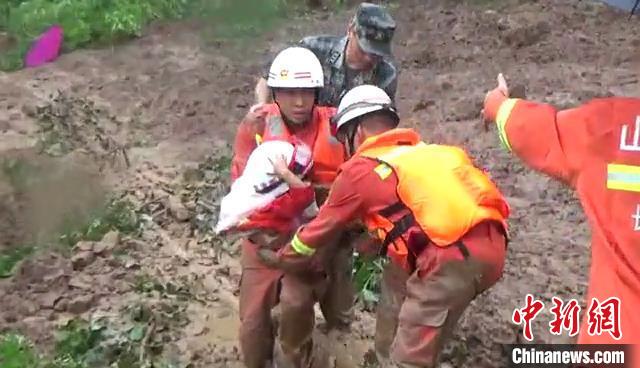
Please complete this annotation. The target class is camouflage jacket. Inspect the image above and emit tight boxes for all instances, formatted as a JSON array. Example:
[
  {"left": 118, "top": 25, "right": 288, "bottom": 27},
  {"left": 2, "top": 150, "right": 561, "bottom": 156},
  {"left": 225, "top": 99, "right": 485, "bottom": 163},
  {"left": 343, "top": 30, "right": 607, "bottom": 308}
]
[
  {"left": 299, "top": 35, "right": 397, "bottom": 107},
  {"left": 263, "top": 35, "right": 398, "bottom": 107}
]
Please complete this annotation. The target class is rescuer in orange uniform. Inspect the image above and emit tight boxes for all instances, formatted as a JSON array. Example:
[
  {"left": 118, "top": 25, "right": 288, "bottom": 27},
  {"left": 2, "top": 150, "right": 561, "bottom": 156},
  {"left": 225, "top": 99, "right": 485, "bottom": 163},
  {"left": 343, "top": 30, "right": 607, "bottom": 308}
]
[
  {"left": 230, "top": 46, "right": 349, "bottom": 368},
  {"left": 483, "top": 74, "right": 640, "bottom": 352},
  {"left": 259, "top": 84, "right": 511, "bottom": 367}
]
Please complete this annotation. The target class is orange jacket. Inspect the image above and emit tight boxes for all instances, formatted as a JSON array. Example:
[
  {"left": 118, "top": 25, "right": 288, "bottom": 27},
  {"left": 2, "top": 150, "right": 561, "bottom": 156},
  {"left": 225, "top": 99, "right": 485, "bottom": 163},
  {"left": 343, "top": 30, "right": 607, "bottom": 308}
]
[
  {"left": 485, "top": 93, "right": 640, "bottom": 346},
  {"left": 353, "top": 129, "right": 510, "bottom": 269},
  {"left": 230, "top": 104, "right": 345, "bottom": 185}
]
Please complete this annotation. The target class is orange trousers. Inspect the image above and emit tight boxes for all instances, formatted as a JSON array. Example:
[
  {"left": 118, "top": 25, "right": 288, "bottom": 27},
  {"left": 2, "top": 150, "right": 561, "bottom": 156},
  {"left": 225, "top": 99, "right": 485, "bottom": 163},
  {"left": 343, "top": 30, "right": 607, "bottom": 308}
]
[
  {"left": 238, "top": 233, "right": 355, "bottom": 368},
  {"left": 374, "top": 221, "right": 507, "bottom": 367}
]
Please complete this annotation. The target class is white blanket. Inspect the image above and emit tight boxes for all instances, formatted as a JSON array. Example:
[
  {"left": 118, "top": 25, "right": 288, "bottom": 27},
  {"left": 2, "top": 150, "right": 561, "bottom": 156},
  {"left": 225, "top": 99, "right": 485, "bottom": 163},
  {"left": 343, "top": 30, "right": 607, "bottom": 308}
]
[{"left": 214, "top": 140, "right": 316, "bottom": 234}]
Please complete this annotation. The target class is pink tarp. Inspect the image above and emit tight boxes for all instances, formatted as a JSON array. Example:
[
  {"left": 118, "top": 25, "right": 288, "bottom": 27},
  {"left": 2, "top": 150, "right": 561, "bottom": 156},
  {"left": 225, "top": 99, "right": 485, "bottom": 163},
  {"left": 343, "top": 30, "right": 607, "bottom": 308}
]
[{"left": 24, "top": 25, "right": 63, "bottom": 68}]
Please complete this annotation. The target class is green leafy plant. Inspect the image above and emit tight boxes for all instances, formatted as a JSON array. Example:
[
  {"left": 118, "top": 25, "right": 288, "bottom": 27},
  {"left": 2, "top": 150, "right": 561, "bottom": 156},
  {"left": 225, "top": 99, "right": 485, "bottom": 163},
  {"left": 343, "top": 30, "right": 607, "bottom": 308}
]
[
  {"left": 1, "top": 0, "right": 334, "bottom": 71},
  {"left": 1, "top": 157, "right": 40, "bottom": 191},
  {"left": 0, "top": 196, "right": 140, "bottom": 278},
  {"left": 0, "top": 245, "right": 35, "bottom": 278},
  {"left": 0, "top": 333, "right": 40, "bottom": 368},
  {"left": 353, "top": 255, "right": 385, "bottom": 308},
  {"left": 58, "top": 197, "right": 141, "bottom": 248},
  {"left": 0, "top": 312, "right": 181, "bottom": 368},
  {"left": 0, "top": 0, "right": 191, "bottom": 70}
]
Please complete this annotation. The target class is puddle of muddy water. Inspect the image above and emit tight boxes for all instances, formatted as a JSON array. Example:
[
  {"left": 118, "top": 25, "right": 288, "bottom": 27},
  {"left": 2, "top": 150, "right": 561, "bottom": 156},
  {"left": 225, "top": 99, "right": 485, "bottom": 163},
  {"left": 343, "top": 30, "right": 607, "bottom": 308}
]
[
  {"left": 203, "top": 303, "right": 239, "bottom": 347},
  {"left": 186, "top": 300, "right": 239, "bottom": 351}
]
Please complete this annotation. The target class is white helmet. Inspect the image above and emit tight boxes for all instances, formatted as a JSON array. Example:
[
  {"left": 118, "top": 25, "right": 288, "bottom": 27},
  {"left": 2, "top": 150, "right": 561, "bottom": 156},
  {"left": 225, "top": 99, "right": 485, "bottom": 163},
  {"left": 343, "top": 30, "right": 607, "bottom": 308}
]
[
  {"left": 267, "top": 47, "right": 324, "bottom": 89},
  {"left": 331, "top": 85, "right": 398, "bottom": 137}
]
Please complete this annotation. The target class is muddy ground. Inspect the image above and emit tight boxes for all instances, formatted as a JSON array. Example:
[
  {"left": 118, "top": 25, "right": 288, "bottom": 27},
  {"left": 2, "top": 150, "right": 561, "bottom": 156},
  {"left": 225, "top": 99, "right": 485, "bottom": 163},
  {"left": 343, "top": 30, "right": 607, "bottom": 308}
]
[{"left": 1, "top": 0, "right": 639, "bottom": 367}]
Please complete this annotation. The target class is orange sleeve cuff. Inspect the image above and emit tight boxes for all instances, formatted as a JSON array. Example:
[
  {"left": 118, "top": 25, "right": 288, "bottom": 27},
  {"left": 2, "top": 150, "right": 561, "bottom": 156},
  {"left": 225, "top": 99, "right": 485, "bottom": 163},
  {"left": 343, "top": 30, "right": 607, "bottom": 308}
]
[{"left": 484, "top": 89, "right": 508, "bottom": 122}]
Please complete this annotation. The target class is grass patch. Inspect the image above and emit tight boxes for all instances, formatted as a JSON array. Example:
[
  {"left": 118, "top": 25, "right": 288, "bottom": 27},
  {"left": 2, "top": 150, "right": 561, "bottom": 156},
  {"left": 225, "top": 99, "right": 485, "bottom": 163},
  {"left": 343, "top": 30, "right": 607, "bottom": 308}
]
[
  {"left": 57, "top": 197, "right": 140, "bottom": 248},
  {"left": 0, "top": 246, "right": 36, "bottom": 278},
  {"left": 0, "top": 334, "right": 40, "bottom": 368},
  {"left": 0, "top": 0, "right": 191, "bottom": 70},
  {"left": 50, "top": 318, "right": 105, "bottom": 368},
  {"left": 1, "top": 157, "right": 41, "bottom": 191},
  {"left": 0, "top": 0, "right": 347, "bottom": 71},
  {"left": 0, "top": 309, "right": 187, "bottom": 367},
  {"left": 1, "top": 155, "right": 140, "bottom": 278}
]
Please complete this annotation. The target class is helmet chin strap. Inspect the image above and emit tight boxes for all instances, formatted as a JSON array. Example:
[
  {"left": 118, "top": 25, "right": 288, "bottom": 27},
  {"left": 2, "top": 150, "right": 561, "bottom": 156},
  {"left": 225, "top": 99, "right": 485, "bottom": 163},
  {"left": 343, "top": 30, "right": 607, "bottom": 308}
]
[{"left": 344, "top": 120, "right": 359, "bottom": 157}]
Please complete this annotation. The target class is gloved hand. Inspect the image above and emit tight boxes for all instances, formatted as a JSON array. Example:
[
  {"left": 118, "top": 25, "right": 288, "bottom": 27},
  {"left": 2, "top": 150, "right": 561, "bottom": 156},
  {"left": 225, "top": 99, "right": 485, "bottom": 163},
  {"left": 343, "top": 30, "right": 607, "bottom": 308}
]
[{"left": 257, "top": 243, "right": 315, "bottom": 274}]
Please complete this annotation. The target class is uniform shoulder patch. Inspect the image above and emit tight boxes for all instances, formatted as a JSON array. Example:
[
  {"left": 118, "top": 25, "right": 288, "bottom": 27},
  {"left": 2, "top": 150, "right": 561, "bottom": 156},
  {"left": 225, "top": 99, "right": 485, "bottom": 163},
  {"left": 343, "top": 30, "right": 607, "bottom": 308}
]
[{"left": 374, "top": 163, "right": 393, "bottom": 180}]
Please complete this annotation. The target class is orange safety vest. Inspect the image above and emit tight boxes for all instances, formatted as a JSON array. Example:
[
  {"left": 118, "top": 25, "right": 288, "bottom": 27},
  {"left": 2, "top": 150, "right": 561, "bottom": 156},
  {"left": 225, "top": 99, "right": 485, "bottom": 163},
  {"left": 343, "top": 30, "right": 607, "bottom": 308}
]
[
  {"left": 258, "top": 104, "right": 345, "bottom": 185},
  {"left": 356, "top": 129, "right": 510, "bottom": 270}
]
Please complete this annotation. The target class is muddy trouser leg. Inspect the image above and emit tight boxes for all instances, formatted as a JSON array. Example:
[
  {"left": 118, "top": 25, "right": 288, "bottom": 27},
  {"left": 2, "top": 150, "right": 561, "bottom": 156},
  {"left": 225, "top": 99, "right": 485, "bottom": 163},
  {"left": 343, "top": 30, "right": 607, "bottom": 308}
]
[
  {"left": 374, "top": 262, "right": 409, "bottom": 363},
  {"left": 318, "top": 230, "right": 356, "bottom": 330},
  {"left": 389, "top": 222, "right": 507, "bottom": 368},
  {"left": 275, "top": 272, "right": 329, "bottom": 368},
  {"left": 239, "top": 239, "right": 284, "bottom": 368}
]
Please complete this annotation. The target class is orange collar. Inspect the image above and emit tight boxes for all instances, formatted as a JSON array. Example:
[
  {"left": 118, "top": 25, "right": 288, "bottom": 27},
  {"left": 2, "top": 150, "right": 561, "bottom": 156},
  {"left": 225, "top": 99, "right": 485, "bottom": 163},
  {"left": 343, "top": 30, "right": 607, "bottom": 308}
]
[{"left": 354, "top": 128, "right": 422, "bottom": 156}]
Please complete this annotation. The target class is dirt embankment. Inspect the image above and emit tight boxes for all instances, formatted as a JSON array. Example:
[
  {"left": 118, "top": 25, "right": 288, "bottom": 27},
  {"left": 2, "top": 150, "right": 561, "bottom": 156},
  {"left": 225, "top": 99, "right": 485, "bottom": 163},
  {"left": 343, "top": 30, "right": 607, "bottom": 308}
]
[{"left": 1, "top": 0, "right": 639, "bottom": 367}]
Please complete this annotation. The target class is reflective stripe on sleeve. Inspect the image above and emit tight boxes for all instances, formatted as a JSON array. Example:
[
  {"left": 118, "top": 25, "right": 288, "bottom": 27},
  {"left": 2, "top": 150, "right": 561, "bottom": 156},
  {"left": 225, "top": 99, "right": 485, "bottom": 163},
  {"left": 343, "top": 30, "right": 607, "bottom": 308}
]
[
  {"left": 495, "top": 98, "right": 520, "bottom": 152},
  {"left": 291, "top": 234, "right": 316, "bottom": 256}
]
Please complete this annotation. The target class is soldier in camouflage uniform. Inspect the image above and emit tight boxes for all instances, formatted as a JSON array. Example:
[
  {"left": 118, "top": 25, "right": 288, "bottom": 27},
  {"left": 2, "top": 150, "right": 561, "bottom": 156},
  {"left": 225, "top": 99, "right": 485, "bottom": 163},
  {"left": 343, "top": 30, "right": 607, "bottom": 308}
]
[{"left": 255, "top": 2, "right": 398, "bottom": 107}]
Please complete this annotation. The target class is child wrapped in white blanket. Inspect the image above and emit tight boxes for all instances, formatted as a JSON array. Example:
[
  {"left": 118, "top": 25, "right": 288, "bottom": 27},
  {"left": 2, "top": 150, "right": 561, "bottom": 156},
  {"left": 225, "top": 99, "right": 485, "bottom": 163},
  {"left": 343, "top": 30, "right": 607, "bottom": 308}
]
[{"left": 214, "top": 139, "right": 319, "bottom": 239}]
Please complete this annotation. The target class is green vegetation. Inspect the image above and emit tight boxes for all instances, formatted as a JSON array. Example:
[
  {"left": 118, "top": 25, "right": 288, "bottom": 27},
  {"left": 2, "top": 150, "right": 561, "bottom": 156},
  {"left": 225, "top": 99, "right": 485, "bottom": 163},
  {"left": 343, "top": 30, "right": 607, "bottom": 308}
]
[
  {"left": 353, "top": 255, "right": 385, "bottom": 308},
  {"left": 0, "top": 334, "right": 39, "bottom": 368},
  {"left": 0, "top": 0, "right": 346, "bottom": 71},
  {"left": 0, "top": 0, "right": 191, "bottom": 70},
  {"left": 0, "top": 196, "right": 140, "bottom": 278},
  {"left": 0, "top": 246, "right": 35, "bottom": 278},
  {"left": 1, "top": 157, "right": 40, "bottom": 190},
  {"left": 57, "top": 197, "right": 140, "bottom": 248},
  {"left": 0, "top": 309, "right": 185, "bottom": 368},
  {"left": 0, "top": 156, "right": 141, "bottom": 277},
  {"left": 0, "top": 320, "right": 103, "bottom": 368}
]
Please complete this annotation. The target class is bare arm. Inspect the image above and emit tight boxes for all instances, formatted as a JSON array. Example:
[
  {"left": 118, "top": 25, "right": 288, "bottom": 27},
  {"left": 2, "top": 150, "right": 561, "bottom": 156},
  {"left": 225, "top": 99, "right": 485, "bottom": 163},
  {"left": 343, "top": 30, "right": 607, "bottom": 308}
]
[
  {"left": 278, "top": 170, "right": 309, "bottom": 188},
  {"left": 269, "top": 154, "right": 309, "bottom": 189}
]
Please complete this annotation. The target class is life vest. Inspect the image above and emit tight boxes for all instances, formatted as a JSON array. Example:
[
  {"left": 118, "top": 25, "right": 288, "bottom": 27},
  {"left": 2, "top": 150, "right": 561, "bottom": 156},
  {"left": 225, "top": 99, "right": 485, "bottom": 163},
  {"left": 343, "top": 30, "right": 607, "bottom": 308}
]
[
  {"left": 257, "top": 104, "right": 345, "bottom": 185},
  {"left": 355, "top": 129, "right": 510, "bottom": 270}
]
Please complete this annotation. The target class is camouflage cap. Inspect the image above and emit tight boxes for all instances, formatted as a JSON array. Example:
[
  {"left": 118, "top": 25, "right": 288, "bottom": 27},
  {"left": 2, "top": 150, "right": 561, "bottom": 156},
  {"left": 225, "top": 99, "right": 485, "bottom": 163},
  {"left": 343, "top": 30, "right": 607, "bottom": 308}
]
[{"left": 353, "top": 2, "right": 396, "bottom": 58}]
